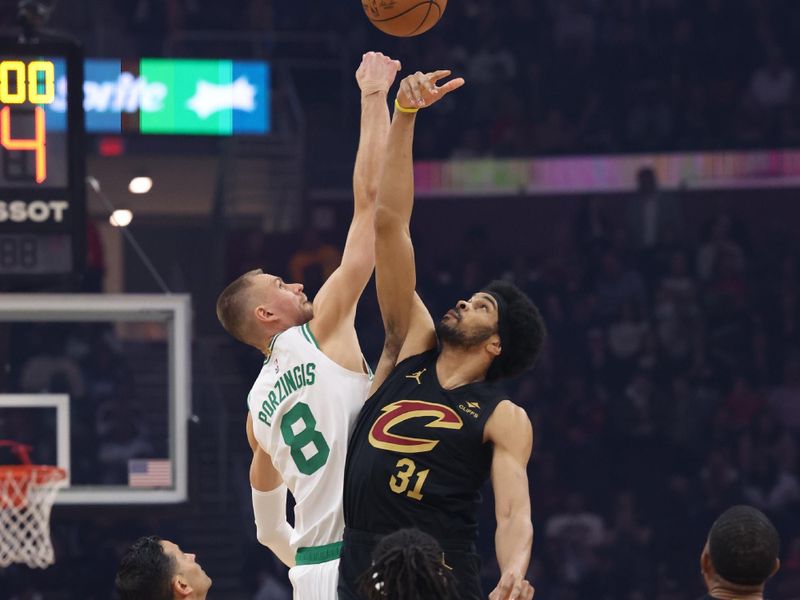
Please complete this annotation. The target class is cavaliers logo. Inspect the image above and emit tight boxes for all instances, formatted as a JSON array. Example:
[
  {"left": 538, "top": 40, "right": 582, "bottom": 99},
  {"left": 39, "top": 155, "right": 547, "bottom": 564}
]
[{"left": 368, "top": 400, "right": 463, "bottom": 453}]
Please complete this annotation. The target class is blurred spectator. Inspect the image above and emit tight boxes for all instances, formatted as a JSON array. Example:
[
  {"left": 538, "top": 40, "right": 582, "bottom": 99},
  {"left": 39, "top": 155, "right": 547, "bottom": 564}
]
[
  {"left": 593, "top": 250, "right": 647, "bottom": 319},
  {"left": 746, "top": 46, "right": 796, "bottom": 111},
  {"left": 288, "top": 230, "right": 342, "bottom": 297},
  {"left": 768, "top": 352, "right": 800, "bottom": 432},
  {"left": 696, "top": 215, "right": 746, "bottom": 282},
  {"left": 545, "top": 492, "right": 606, "bottom": 585},
  {"left": 625, "top": 168, "right": 685, "bottom": 253},
  {"left": 741, "top": 449, "right": 800, "bottom": 511},
  {"left": 19, "top": 329, "right": 86, "bottom": 398}
]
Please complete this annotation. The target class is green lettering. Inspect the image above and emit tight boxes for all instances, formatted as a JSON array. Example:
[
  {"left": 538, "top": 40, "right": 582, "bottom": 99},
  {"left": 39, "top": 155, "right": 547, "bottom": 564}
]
[
  {"left": 276, "top": 379, "right": 286, "bottom": 403},
  {"left": 258, "top": 411, "right": 271, "bottom": 426},
  {"left": 269, "top": 390, "right": 279, "bottom": 411},
  {"left": 283, "top": 371, "right": 298, "bottom": 394},
  {"left": 293, "top": 366, "right": 305, "bottom": 388},
  {"left": 262, "top": 399, "right": 274, "bottom": 418},
  {"left": 306, "top": 363, "right": 316, "bottom": 385}
]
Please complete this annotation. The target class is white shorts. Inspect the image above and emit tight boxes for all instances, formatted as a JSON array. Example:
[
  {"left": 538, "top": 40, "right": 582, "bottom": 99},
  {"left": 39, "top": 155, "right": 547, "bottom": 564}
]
[{"left": 289, "top": 558, "right": 340, "bottom": 600}]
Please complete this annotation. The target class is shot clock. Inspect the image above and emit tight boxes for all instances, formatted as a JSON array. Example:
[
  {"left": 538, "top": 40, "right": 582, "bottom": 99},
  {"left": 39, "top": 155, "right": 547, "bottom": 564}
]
[{"left": 0, "top": 37, "right": 85, "bottom": 280}]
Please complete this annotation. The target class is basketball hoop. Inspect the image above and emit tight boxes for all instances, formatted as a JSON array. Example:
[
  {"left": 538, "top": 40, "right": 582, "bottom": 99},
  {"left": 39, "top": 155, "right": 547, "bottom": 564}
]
[{"left": 0, "top": 440, "right": 66, "bottom": 568}]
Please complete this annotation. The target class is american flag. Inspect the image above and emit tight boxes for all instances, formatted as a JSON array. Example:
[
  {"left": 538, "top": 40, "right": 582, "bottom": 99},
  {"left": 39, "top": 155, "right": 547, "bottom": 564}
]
[{"left": 128, "top": 459, "right": 172, "bottom": 488}]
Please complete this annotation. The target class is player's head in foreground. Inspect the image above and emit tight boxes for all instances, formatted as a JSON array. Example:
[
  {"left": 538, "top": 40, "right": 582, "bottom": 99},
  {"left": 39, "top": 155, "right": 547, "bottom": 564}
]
[
  {"left": 115, "top": 535, "right": 212, "bottom": 600},
  {"left": 436, "top": 280, "right": 546, "bottom": 382},
  {"left": 357, "top": 528, "right": 457, "bottom": 600},
  {"left": 701, "top": 505, "right": 780, "bottom": 597},
  {"left": 216, "top": 269, "right": 313, "bottom": 352}
]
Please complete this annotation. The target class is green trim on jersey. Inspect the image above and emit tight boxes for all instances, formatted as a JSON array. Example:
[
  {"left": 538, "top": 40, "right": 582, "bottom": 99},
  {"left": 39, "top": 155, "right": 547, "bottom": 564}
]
[
  {"left": 263, "top": 333, "right": 281, "bottom": 366},
  {"left": 364, "top": 358, "right": 374, "bottom": 381},
  {"left": 303, "top": 323, "right": 320, "bottom": 349},
  {"left": 295, "top": 541, "right": 343, "bottom": 565}
]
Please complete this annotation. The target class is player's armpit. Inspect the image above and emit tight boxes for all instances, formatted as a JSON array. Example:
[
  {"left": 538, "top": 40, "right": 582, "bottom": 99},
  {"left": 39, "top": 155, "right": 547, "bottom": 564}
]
[
  {"left": 369, "top": 293, "right": 436, "bottom": 394},
  {"left": 397, "top": 293, "right": 436, "bottom": 363},
  {"left": 311, "top": 263, "right": 364, "bottom": 346},
  {"left": 486, "top": 402, "right": 534, "bottom": 599}
]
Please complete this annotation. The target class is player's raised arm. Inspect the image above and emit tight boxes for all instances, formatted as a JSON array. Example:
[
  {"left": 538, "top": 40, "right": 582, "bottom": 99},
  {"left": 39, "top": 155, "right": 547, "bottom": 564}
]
[
  {"left": 371, "top": 71, "right": 465, "bottom": 388},
  {"left": 310, "top": 52, "right": 399, "bottom": 341},
  {"left": 486, "top": 402, "right": 535, "bottom": 600}
]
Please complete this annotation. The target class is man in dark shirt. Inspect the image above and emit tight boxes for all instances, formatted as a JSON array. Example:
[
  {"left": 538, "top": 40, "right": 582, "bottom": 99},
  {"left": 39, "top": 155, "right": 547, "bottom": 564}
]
[{"left": 699, "top": 505, "right": 780, "bottom": 600}]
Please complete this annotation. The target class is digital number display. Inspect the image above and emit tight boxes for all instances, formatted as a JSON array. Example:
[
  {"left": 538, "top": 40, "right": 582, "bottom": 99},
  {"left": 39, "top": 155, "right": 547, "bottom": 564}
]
[
  {"left": 0, "top": 38, "right": 85, "bottom": 281},
  {"left": 0, "top": 56, "right": 67, "bottom": 188},
  {"left": 0, "top": 233, "right": 71, "bottom": 274}
]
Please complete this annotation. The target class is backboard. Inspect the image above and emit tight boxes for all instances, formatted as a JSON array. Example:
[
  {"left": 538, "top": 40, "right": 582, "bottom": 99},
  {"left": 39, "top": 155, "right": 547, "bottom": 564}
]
[{"left": 0, "top": 295, "right": 190, "bottom": 504}]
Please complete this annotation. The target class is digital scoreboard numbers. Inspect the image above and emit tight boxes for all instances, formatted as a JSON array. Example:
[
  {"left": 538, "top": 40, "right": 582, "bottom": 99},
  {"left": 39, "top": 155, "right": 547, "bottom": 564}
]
[
  {"left": 0, "top": 39, "right": 85, "bottom": 281},
  {"left": 0, "top": 59, "right": 59, "bottom": 186}
]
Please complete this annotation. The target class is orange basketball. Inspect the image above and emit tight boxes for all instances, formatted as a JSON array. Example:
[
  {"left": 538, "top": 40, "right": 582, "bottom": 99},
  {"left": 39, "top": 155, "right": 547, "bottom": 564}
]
[{"left": 362, "top": 0, "right": 448, "bottom": 37}]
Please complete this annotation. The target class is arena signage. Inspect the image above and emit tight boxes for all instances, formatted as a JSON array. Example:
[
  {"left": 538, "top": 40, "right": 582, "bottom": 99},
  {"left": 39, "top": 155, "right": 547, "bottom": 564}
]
[
  {"left": 0, "top": 200, "right": 69, "bottom": 223},
  {"left": 46, "top": 58, "right": 270, "bottom": 136}
]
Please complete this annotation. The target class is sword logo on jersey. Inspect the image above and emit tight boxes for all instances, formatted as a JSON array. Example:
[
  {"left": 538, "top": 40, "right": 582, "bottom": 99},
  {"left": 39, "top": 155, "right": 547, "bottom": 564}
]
[
  {"left": 405, "top": 369, "right": 426, "bottom": 385},
  {"left": 368, "top": 400, "right": 463, "bottom": 453}
]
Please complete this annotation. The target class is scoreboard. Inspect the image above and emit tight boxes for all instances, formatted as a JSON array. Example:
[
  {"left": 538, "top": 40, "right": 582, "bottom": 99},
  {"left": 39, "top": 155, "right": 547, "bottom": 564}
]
[{"left": 0, "top": 38, "right": 85, "bottom": 279}]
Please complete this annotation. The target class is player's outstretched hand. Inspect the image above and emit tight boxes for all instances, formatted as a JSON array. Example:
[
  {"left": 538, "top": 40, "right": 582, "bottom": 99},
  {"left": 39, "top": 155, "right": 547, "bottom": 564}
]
[
  {"left": 356, "top": 51, "right": 401, "bottom": 96},
  {"left": 396, "top": 70, "right": 465, "bottom": 110},
  {"left": 489, "top": 571, "right": 534, "bottom": 600}
]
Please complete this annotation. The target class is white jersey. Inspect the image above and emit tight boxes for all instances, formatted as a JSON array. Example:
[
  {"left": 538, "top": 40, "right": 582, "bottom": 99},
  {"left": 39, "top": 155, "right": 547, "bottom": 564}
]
[{"left": 248, "top": 322, "right": 371, "bottom": 552}]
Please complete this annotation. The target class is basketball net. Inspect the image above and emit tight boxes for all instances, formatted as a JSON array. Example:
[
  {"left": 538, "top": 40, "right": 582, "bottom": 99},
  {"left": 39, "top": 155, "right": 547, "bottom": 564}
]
[{"left": 0, "top": 441, "right": 66, "bottom": 568}]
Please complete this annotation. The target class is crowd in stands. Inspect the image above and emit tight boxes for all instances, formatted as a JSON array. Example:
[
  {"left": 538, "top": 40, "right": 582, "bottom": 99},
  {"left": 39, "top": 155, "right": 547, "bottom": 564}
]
[
  {"left": 2, "top": 1, "right": 800, "bottom": 598},
  {"left": 233, "top": 169, "right": 800, "bottom": 599},
  {"left": 8, "top": 0, "right": 798, "bottom": 159}
]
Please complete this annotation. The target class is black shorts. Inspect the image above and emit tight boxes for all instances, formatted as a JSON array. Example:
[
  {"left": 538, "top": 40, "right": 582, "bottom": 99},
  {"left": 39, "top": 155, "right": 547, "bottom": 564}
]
[{"left": 337, "top": 527, "right": 483, "bottom": 600}]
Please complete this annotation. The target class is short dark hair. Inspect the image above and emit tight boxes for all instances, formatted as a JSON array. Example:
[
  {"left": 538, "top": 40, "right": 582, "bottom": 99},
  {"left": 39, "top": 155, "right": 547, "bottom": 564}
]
[
  {"left": 357, "top": 529, "right": 456, "bottom": 600},
  {"left": 115, "top": 535, "right": 174, "bottom": 600},
  {"left": 483, "top": 280, "right": 546, "bottom": 382},
  {"left": 216, "top": 269, "right": 262, "bottom": 345},
  {"left": 709, "top": 505, "right": 780, "bottom": 586}
]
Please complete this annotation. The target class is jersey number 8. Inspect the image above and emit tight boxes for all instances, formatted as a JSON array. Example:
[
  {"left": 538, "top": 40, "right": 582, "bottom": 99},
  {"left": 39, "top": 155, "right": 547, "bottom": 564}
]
[{"left": 280, "top": 402, "right": 331, "bottom": 476}]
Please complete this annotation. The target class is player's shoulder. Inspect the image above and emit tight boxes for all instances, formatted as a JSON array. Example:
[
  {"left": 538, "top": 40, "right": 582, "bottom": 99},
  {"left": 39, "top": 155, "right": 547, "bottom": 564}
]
[
  {"left": 485, "top": 400, "right": 533, "bottom": 443},
  {"left": 272, "top": 323, "right": 318, "bottom": 353}
]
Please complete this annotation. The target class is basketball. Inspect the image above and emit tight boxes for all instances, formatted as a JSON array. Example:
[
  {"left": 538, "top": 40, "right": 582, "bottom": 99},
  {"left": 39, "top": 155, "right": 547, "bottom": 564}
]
[{"left": 362, "top": 0, "right": 448, "bottom": 37}]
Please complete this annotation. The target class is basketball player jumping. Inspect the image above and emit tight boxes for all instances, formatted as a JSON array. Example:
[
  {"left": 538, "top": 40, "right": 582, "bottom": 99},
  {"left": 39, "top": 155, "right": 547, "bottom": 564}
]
[
  {"left": 337, "top": 71, "right": 545, "bottom": 600},
  {"left": 215, "top": 52, "right": 400, "bottom": 599}
]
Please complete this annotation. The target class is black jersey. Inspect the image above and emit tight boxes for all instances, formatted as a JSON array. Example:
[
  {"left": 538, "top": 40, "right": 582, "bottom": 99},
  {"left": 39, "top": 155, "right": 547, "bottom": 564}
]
[{"left": 343, "top": 349, "right": 507, "bottom": 543}]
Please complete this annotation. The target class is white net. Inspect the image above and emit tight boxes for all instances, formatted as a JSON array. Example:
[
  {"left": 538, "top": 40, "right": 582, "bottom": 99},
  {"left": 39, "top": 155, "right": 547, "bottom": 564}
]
[{"left": 0, "top": 466, "right": 66, "bottom": 569}]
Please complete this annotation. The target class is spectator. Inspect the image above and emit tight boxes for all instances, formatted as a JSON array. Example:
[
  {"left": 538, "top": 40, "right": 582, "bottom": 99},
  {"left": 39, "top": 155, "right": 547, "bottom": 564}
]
[
  {"left": 699, "top": 506, "right": 780, "bottom": 600},
  {"left": 625, "top": 167, "right": 685, "bottom": 253},
  {"left": 769, "top": 352, "right": 800, "bottom": 432},
  {"left": 747, "top": 46, "right": 796, "bottom": 111},
  {"left": 593, "top": 250, "right": 647, "bottom": 319}
]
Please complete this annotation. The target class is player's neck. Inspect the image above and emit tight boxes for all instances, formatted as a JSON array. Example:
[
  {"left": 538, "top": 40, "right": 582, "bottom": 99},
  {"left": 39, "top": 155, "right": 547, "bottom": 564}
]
[
  {"left": 436, "top": 345, "right": 489, "bottom": 389},
  {"left": 706, "top": 581, "right": 764, "bottom": 600}
]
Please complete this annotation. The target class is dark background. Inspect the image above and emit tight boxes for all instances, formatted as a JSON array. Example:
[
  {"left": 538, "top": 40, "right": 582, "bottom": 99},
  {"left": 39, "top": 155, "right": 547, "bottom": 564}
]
[{"left": 1, "top": 0, "right": 800, "bottom": 598}]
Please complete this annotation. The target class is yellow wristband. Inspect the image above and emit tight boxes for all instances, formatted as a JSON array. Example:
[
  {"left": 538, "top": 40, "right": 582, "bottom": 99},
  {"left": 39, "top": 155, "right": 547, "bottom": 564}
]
[{"left": 394, "top": 98, "right": 419, "bottom": 114}]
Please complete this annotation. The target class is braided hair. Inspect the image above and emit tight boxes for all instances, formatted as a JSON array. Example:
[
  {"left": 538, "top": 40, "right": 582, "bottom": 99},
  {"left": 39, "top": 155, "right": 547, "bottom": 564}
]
[{"left": 357, "top": 529, "right": 456, "bottom": 600}]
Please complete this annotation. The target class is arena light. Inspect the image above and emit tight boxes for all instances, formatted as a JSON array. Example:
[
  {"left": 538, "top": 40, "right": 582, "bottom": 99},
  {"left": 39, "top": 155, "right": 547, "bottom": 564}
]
[
  {"left": 128, "top": 176, "right": 152, "bottom": 194},
  {"left": 110, "top": 209, "right": 133, "bottom": 227}
]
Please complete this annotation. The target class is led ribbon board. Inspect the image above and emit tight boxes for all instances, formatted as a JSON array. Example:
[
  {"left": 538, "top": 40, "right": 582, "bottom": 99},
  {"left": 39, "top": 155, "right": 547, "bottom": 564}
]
[
  {"left": 47, "top": 58, "right": 270, "bottom": 136},
  {"left": 0, "top": 38, "right": 85, "bottom": 278}
]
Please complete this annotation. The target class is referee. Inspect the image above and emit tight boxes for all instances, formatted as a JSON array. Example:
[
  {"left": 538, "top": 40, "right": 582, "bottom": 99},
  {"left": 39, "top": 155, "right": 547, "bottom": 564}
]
[{"left": 700, "top": 505, "right": 780, "bottom": 600}]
